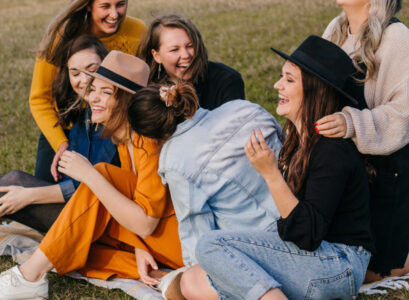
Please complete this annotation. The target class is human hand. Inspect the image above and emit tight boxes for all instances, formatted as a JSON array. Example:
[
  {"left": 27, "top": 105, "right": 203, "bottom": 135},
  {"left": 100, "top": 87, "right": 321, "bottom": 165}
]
[
  {"left": 57, "top": 150, "right": 94, "bottom": 184},
  {"left": 244, "top": 129, "right": 279, "bottom": 179},
  {"left": 315, "top": 114, "right": 347, "bottom": 138},
  {"left": 51, "top": 141, "right": 69, "bottom": 182},
  {"left": 0, "top": 186, "right": 32, "bottom": 217},
  {"left": 135, "top": 248, "right": 161, "bottom": 285}
]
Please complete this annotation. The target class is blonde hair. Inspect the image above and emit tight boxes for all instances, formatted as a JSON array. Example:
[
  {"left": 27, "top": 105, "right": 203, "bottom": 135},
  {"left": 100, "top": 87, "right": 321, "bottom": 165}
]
[{"left": 326, "top": 0, "right": 401, "bottom": 80}]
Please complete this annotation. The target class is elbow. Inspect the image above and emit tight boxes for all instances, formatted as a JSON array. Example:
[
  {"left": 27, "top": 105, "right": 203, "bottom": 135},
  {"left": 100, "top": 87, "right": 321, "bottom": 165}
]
[{"left": 136, "top": 216, "right": 160, "bottom": 239}]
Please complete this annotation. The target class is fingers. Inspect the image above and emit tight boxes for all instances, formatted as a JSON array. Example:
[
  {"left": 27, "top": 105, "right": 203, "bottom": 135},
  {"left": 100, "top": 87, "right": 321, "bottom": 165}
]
[
  {"left": 250, "top": 131, "right": 262, "bottom": 152},
  {"left": 256, "top": 129, "right": 269, "bottom": 150},
  {"left": 0, "top": 186, "right": 12, "bottom": 193},
  {"left": 139, "top": 259, "right": 160, "bottom": 285},
  {"left": 51, "top": 153, "right": 62, "bottom": 182}
]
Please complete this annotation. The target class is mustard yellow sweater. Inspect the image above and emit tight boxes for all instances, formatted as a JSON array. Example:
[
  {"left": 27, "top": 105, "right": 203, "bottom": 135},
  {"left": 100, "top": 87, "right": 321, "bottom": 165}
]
[{"left": 29, "top": 16, "right": 147, "bottom": 152}]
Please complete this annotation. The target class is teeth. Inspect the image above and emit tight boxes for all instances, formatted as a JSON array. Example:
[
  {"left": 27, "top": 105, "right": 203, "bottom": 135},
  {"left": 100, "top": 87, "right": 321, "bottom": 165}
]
[{"left": 105, "top": 19, "right": 117, "bottom": 24}]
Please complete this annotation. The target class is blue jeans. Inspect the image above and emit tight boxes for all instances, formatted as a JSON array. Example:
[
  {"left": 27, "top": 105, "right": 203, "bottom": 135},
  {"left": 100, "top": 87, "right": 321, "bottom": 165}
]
[{"left": 196, "top": 229, "right": 370, "bottom": 300}]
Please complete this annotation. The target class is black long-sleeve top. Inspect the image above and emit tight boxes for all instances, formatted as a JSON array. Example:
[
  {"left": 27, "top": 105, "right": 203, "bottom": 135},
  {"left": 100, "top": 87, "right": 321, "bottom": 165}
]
[
  {"left": 194, "top": 61, "right": 245, "bottom": 110},
  {"left": 277, "top": 137, "right": 375, "bottom": 253}
]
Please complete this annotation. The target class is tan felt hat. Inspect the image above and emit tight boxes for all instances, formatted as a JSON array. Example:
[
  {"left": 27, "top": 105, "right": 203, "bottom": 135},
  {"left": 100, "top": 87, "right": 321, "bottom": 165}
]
[{"left": 81, "top": 50, "right": 150, "bottom": 94}]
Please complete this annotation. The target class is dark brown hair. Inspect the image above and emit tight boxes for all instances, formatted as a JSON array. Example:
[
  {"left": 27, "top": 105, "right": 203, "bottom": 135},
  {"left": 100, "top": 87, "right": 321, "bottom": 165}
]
[
  {"left": 278, "top": 68, "right": 344, "bottom": 194},
  {"left": 53, "top": 34, "right": 108, "bottom": 127},
  {"left": 138, "top": 14, "right": 208, "bottom": 84},
  {"left": 127, "top": 82, "right": 198, "bottom": 141}
]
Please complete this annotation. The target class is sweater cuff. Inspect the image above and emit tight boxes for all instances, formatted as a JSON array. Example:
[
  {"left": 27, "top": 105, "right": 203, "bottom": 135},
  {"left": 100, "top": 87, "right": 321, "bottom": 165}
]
[
  {"left": 58, "top": 179, "right": 76, "bottom": 202},
  {"left": 338, "top": 111, "right": 355, "bottom": 139}
]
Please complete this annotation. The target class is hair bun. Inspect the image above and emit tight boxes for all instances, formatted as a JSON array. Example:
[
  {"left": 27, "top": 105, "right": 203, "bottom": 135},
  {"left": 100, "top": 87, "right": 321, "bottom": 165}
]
[{"left": 160, "top": 82, "right": 198, "bottom": 119}]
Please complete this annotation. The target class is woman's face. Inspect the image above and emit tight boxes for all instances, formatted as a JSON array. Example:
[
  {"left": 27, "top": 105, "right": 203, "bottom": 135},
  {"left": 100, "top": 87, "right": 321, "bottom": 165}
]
[
  {"left": 274, "top": 61, "right": 304, "bottom": 127},
  {"left": 87, "top": 78, "right": 117, "bottom": 125},
  {"left": 151, "top": 27, "right": 194, "bottom": 82},
  {"left": 67, "top": 48, "right": 101, "bottom": 96},
  {"left": 88, "top": 0, "right": 127, "bottom": 38}
]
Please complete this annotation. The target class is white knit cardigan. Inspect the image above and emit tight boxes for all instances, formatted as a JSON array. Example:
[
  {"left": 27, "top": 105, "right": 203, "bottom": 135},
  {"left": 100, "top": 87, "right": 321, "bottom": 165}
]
[{"left": 323, "top": 18, "right": 409, "bottom": 155}]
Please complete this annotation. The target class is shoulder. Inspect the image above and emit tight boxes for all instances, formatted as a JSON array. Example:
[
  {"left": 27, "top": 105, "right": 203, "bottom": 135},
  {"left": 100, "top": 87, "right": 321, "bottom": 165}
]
[
  {"left": 322, "top": 15, "right": 341, "bottom": 39},
  {"left": 311, "top": 137, "right": 361, "bottom": 169},
  {"left": 207, "top": 61, "right": 243, "bottom": 81},
  {"left": 120, "top": 16, "right": 147, "bottom": 35},
  {"left": 380, "top": 22, "right": 409, "bottom": 51}
]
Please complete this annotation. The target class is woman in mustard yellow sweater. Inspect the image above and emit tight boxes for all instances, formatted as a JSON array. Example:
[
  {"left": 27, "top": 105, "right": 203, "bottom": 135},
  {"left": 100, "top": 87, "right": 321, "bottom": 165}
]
[{"left": 30, "top": 0, "right": 146, "bottom": 183}]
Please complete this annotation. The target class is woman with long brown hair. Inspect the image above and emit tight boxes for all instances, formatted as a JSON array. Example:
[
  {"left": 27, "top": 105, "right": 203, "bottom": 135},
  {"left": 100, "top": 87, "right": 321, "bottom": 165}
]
[
  {"left": 181, "top": 36, "right": 374, "bottom": 300},
  {"left": 0, "top": 34, "right": 119, "bottom": 233},
  {"left": 138, "top": 14, "right": 245, "bottom": 110},
  {"left": 30, "top": 0, "right": 146, "bottom": 183}
]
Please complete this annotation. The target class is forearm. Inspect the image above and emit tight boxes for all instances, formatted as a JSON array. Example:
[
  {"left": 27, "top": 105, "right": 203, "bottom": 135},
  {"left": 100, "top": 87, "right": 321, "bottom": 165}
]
[
  {"left": 26, "top": 185, "right": 65, "bottom": 205},
  {"left": 264, "top": 172, "right": 298, "bottom": 218},
  {"left": 84, "top": 168, "right": 159, "bottom": 238}
]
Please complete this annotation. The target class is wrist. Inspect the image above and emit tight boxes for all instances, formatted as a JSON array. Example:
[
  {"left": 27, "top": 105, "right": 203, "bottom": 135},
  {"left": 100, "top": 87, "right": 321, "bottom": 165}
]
[{"left": 83, "top": 167, "right": 99, "bottom": 187}]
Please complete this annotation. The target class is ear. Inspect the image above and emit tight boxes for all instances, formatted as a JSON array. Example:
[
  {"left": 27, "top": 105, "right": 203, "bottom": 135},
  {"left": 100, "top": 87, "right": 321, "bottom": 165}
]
[{"left": 151, "top": 49, "right": 162, "bottom": 64}]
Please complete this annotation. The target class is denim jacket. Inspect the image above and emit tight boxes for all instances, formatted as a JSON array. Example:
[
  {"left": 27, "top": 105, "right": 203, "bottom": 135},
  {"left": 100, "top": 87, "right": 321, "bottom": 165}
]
[
  {"left": 58, "top": 109, "right": 119, "bottom": 201},
  {"left": 158, "top": 100, "right": 283, "bottom": 265}
]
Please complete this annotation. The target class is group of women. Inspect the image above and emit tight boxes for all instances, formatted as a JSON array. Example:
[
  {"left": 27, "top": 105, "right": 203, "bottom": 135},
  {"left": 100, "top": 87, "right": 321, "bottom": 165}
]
[{"left": 0, "top": 0, "right": 407, "bottom": 299}]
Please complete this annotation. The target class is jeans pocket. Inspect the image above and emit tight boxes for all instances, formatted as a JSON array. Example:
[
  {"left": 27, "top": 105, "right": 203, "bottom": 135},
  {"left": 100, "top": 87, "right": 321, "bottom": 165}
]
[{"left": 304, "top": 268, "right": 355, "bottom": 300}]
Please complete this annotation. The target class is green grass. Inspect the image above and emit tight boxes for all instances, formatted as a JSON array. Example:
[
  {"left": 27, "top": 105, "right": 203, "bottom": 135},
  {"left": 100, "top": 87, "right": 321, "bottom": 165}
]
[{"left": 0, "top": 0, "right": 408, "bottom": 298}]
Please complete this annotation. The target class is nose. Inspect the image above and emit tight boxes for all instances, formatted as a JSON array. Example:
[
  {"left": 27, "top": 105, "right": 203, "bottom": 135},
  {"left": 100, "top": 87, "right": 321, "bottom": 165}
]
[
  {"left": 79, "top": 72, "right": 91, "bottom": 85},
  {"left": 109, "top": 7, "right": 119, "bottom": 19},
  {"left": 273, "top": 77, "right": 283, "bottom": 91},
  {"left": 180, "top": 47, "right": 192, "bottom": 59},
  {"left": 88, "top": 91, "right": 100, "bottom": 105}
]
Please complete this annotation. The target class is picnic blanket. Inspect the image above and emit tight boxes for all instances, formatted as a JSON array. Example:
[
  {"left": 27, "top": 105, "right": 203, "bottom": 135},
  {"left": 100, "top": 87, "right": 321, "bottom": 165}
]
[
  {"left": 0, "top": 221, "right": 164, "bottom": 300},
  {"left": 0, "top": 221, "right": 408, "bottom": 298}
]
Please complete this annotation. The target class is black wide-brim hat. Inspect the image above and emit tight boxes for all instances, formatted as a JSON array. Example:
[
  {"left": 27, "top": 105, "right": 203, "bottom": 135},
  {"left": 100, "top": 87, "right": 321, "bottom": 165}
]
[{"left": 271, "top": 35, "right": 359, "bottom": 107}]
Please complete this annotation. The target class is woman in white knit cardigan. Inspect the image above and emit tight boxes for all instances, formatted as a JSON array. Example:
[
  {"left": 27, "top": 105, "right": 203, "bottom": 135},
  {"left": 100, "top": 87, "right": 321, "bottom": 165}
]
[{"left": 315, "top": 0, "right": 409, "bottom": 283}]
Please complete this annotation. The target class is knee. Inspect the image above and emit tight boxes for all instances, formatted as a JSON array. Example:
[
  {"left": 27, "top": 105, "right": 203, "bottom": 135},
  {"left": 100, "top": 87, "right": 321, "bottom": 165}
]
[
  {"left": 0, "top": 170, "right": 26, "bottom": 186},
  {"left": 180, "top": 266, "right": 211, "bottom": 300}
]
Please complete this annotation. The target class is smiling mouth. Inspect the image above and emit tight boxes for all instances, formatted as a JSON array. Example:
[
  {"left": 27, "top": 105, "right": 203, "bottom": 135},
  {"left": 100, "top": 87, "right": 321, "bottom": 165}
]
[
  {"left": 176, "top": 63, "right": 190, "bottom": 70},
  {"left": 104, "top": 18, "right": 118, "bottom": 25},
  {"left": 91, "top": 106, "right": 105, "bottom": 113},
  {"left": 278, "top": 95, "right": 289, "bottom": 104}
]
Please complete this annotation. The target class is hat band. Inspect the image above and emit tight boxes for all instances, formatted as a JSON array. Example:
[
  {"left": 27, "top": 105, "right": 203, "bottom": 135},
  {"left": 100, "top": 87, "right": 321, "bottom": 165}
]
[{"left": 96, "top": 66, "right": 143, "bottom": 93}]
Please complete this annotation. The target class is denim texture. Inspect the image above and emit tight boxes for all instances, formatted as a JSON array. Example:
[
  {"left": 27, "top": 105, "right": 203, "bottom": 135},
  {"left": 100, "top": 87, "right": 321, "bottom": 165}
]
[
  {"left": 158, "top": 100, "right": 283, "bottom": 265},
  {"left": 58, "top": 110, "right": 119, "bottom": 201},
  {"left": 197, "top": 229, "right": 371, "bottom": 300}
]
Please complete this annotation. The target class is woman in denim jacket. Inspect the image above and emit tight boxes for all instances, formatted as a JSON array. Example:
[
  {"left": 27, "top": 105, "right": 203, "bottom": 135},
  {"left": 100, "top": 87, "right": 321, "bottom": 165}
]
[
  {"left": 178, "top": 36, "right": 375, "bottom": 300},
  {"left": 0, "top": 35, "right": 118, "bottom": 233},
  {"left": 127, "top": 82, "right": 282, "bottom": 297}
]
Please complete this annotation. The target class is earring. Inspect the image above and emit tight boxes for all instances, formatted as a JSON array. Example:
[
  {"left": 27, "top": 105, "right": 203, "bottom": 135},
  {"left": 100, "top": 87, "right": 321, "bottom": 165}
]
[{"left": 157, "top": 64, "right": 162, "bottom": 81}]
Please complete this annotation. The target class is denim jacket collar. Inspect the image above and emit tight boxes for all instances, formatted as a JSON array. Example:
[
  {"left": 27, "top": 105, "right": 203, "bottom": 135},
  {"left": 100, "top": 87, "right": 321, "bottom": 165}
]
[{"left": 170, "top": 108, "right": 208, "bottom": 139}]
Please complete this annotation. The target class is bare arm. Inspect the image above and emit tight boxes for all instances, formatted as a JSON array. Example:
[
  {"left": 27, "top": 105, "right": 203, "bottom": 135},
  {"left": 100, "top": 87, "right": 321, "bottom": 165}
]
[
  {"left": 0, "top": 184, "right": 64, "bottom": 217},
  {"left": 58, "top": 150, "right": 159, "bottom": 238}
]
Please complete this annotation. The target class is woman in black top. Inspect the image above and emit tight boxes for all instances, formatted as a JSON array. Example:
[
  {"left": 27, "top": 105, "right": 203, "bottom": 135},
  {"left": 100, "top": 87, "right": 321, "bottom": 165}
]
[
  {"left": 138, "top": 14, "right": 245, "bottom": 110},
  {"left": 179, "top": 36, "right": 374, "bottom": 300}
]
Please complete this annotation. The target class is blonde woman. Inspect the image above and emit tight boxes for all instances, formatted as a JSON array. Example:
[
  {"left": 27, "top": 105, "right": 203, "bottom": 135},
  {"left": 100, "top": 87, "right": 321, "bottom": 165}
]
[
  {"left": 316, "top": 0, "right": 409, "bottom": 281},
  {"left": 30, "top": 0, "right": 146, "bottom": 183}
]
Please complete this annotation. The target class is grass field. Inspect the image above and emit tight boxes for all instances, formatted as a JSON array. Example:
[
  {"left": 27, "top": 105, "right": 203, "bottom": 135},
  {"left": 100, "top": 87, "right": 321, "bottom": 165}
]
[{"left": 0, "top": 0, "right": 408, "bottom": 299}]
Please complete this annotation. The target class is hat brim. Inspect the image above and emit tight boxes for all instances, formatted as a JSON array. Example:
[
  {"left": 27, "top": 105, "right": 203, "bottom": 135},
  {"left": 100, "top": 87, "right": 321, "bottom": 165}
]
[
  {"left": 271, "top": 47, "right": 359, "bottom": 107},
  {"left": 78, "top": 68, "right": 139, "bottom": 95}
]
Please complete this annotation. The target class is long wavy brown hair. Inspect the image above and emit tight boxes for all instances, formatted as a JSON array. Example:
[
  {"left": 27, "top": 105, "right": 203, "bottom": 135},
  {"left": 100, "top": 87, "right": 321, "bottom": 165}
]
[{"left": 278, "top": 69, "right": 345, "bottom": 194}]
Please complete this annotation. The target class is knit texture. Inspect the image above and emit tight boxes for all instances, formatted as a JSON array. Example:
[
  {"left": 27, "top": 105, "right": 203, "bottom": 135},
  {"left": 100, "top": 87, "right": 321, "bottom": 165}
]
[
  {"left": 29, "top": 16, "right": 146, "bottom": 152},
  {"left": 323, "top": 19, "right": 409, "bottom": 155}
]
